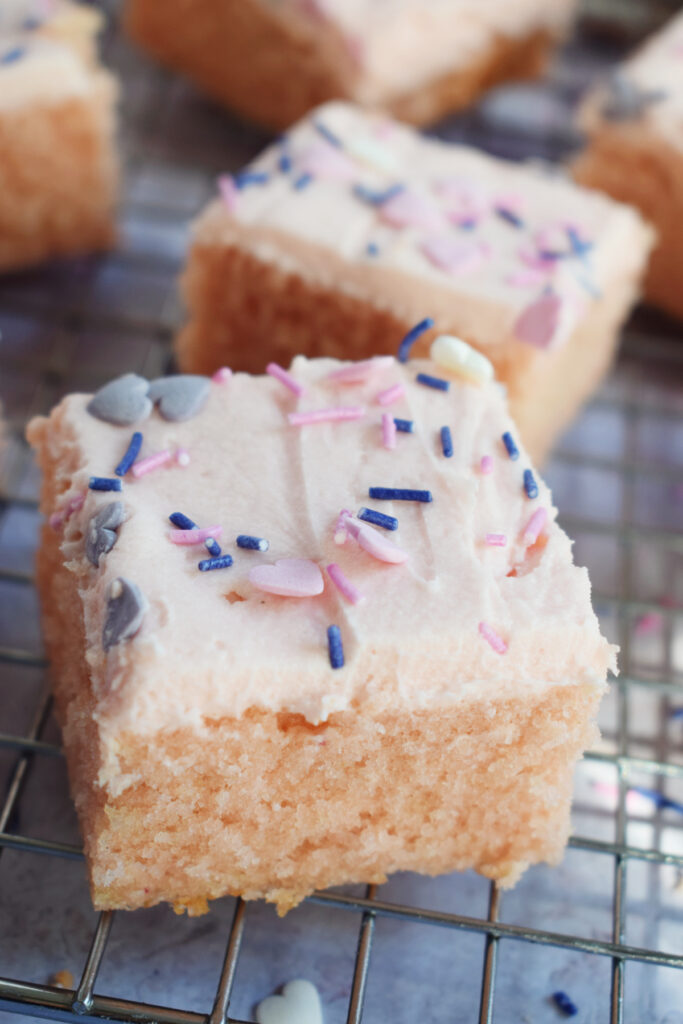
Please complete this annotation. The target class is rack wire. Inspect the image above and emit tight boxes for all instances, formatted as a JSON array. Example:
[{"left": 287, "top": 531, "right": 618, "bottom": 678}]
[{"left": 0, "top": 3, "right": 682, "bottom": 1022}]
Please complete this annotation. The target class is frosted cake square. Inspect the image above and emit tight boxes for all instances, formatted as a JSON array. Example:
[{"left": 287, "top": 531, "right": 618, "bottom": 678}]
[
  {"left": 124, "top": 0, "right": 576, "bottom": 131},
  {"left": 573, "top": 12, "right": 683, "bottom": 322},
  {"left": 177, "top": 102, "right": 653, "bottom": 464},
  {"left": 28, "top": 340, "right": 616, "bottom": 914},
  {"left": 0, "top": 0, "right": 118, "bottom": 273}
]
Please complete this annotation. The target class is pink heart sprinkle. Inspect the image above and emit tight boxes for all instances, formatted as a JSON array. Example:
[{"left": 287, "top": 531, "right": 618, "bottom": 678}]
[
  {"left": 379, "top": 189, "right": 443, "bottom": 233},
  {"left": 249, "top": 558, "right": 324, "bottom": 597},
  {"left": 513, "top": 293, "right": 563, "bottom": 349},
  {"left": 298, "top": 142, "right": 357, "bottom": 181},
  {"left": 421, "top": 236, "right": 489, "bottom": 275}
]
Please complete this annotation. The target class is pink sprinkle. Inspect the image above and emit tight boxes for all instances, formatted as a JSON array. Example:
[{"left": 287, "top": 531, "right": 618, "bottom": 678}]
[
  {"left": 523, "top": 508, "right": 547, "bottom": 546},
  {"left": 421, "top": 236, "right": 489, "bottom": 276},
  {"left": 249, "top": 558, "right": 324, "bottom": 598},
  {"left": 382, "top": 413, "right": 396, "bottom": 451},
  {"left": 168, "top": 525, "right": 223, "bottom": 545},
  {"left": 212, "top": 367, "right": 232, "bottom": 383},
  {"left": 132, "top": 450, "right": 172, "bottom": 479},
  {"left": 436, "top": 178, "right": 490, "bottom": 225},
  {"left": 327, "top": 563, "right": 364, "bottom": 605},
  {"left": 479, "top": 621, "right": 508, "bottom": 654},
  {"left": 298, "top": 141, "right": 357, "bottom": 181},
  {"left": 379, "top": 188, "right": 443, "bottom": 233},
  {"left": 377, "top": 383, "right": 405, "bottom": 406},
  {"left": 49, "top": 491, "right": 85, "bottom": 531},
  {"left": 518, "top": 242, "right": 555, "bottom": 273},
  {"left": 175, "top": 448, "right": 191, "bottom": 468},
  {"left": 480, "top": 455, "right": 493, "bottom": 475},
  {"left": 326, "top": 356, "right": 393, "bottom": 384},
  {"left": 267, "top": 362, "right": 306, "bottom": 397},
  {"left": 217, "top": 174, "right": 238, "bottom": 212},
  {"left": 485, "top": 533, "right": 507, "bottom": 547},
  {"left": 289, "top": 406, "right": 364, "bottom": 426},
  {"left": 343, "top": 516, "right": 408, "bottom": 564},
  {"left": 635, "top": 612, "right": 663, "bottom": 637},
  {"left": 513, "top": 293, "right": 562, "bottom": 349},
  {"left": 506, "top": 268, "right": 550, "bottom": 289},
  {"left": 495, "top": 191, "right": 525, "bottom": 216},
  {"left": 334, "top": 509, "right": 353, "bottom": 545}
]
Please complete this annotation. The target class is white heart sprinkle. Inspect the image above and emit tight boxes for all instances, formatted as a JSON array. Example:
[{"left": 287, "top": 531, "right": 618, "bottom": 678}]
[
  {"left": 256, "top": 979, "right": 323, "bottom": 1024},
  {"left": 430, "top": 335, "right": 494, "bottom": 385}
]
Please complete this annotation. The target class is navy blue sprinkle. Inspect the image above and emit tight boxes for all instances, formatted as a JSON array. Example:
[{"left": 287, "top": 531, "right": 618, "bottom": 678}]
[
  {"left": 114, "top": 431, "right": 143, "bottom": 477},
  {"left": 205, "top": 538, "right": 222, "bottom": 557},
  {"left": 393, "top": 418, "right": 414, "bottom": 433},
  {"left": 366, "top": 242, "right": 380, "bottom": 257},
  {"left": 198, "top": 554, "right": 234, "bottom": 572},
  {"left": 495, "top": 206, "right": 524, "bottom": 228},
  {"left": 670, "top": 707, "right": 683, "bottom": 720},
  {"left": 631, "top": 786, "right": 683, "bottom": 814},
  {"left": 1, "top": 47, "right": 25, "bottom": 65},
  {"left": 440, "top": 426, "right": 453, "bottom": 458},
  {"left": 314, "top": 120, "right": 343, "bottom": 148},
  {"left": 234, "top": 170, "right": 270, "bottom": 190},
  {"left": 353, "top": 182, "right": 404, "bottom": 206},
  {"left": 278, "top": 151, "right": 292, "bottom": 173},
  {"left": 169, "top": 512, "right": 222, "bottom": 557},
  {"left": 357, "top": 507, "right": 398, "bottom": 531},
  {"left": 523, "top": 469, "right": 539, "bottom": 499},
  {"left": 502, "top": 432, "right": 520, "bottom": 460},
  {"left": 416, "top": 372, "right": 449, "bottom": 392},
  {"left": 369, "top": 487, "right": 432, "bottom": 503},
  {"left": 459, "top": 219, "right": 477, "bottom": 231},
  {"left": 294, "top": 172, "right": 313, "bottom": 190},
  {"left": 567, "top": 227, "right": 594, "bottom": 259},
  {"left": 89, "top": 477, "right": 122, "bottom": 492},
  {"left": 327, "top": 625, "right": 344, "bottom": 669},
  {"left": 552, "top": 991, "right": 578, "bottom": 1017},
  {"left": 397, "top": 317, "right": 434, "bottom": 363},
  {"left": 236, "top": 535, "right": 269, "bottom": 552}
]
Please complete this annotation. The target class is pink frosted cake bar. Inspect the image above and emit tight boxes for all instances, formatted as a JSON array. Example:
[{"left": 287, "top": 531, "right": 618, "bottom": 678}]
[
  {"left": 28, "top": 339, "right": 616, "bottom": 915},
  {"left": 178, "top": 102, "right": 653, "bottom": 464},
  {"left": 0, "top": 1, "right": 118, "bottom": 273},
  {"left": 124, "top": 0, "right": 577, "bottom": 132},
  {"left": 573, "top": 12, "right": 683, "bottom": 322}
]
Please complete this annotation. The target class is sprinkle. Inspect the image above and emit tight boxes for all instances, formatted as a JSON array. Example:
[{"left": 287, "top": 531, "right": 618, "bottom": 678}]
[
  {"left": 175, "top": 447, "right": 191, "bottom": 467},
  {"left": 440, "top": 426, "right": 453, "bottom": 458},
  {"left": 298, "top": 141, "right": 356, "bottom": 180},
  {"left": 168, "top": 525, "right": 223, "bottom": 545},
  {"left": 85, "top": 502, "right": 126, "bottom": 567},
  {"left": 634, "top": 611, "right": 663, "bottom": 636},
  {"left": 377, "top": 383, "right": 405, "bottom": 406},
  {"left": 523, "top": 469, "right": 539, "bottom": 499},
  {"left": 89, "top": 477, "right": 122, "bottom": 492},
  {"left": 382, "top": 413, "right": 396, "bottom": 450},
  {"left": 102, "top": 578, "right": 147, "bottom": 652},
  {"left": 334, "top": 508, "right": 354, "bottom": 544},
  {"left": 236, "top": 535, "right": 269, "bottom": 552},
  {"left": 366, "top": 242, "right": 380, "bottom": 257},
  {"left": 87, "top": 373, "right": 151, "bottom": 426},
  {"left": 567, "top": 226, "right": 594, "bottom": 260},
  {"left": 480, "top": 455, "right": 493, "bottom": 475},
  {"left": 416, "top": 373, "right": 449, "bottom": 392},
  {"left": 670, "top": 708, "right": 683, "bottom": 720},
  {"left": 630, "top": 786, "right": 683, "bottom": 815},
  {"left": 314, "top": 120, "right": 342, "bottom": 147},
  {"left": 479, "top": 621, "right": 507, "bottom": 654},
  {"left": 502, "top": 432, "right": 519, "bottom": 460},
  {"left": 353, "top": 183, "right": 404, "bottom": 206},
  {"left": 289, "top": 406, "right": 364, "bottom": 426},
  {"left": 342, "top": 516, "right": 408, "bottom": 563},
  {"left": 169, "top": 513, "right": 221, "bottom": 556},
  {"left": 149, "top": 375, "right": 210, "bottom": 422},
  {"left": 369, "top": 487, "right": 432, "bottom": 503},
  {"left": 357, "top": 507, "right": 398, "bottom": 531},
  {"left": 278, "top": 150, "right": 292, "bottom": 173},
  {"left": 114, "top": 432, "right": 143, "bottom": 477},
  {"left": 293, "top": 171, "right": 313, "bottom": 190},
  {"left": 234, "top": 170, "right": 270, "bottom": 189},
  {"left": 198, "top": 554, "right": 234, "bottom": 572},
  {"left": 267, "top": 362, "right": 306, "bottom": 397},
  {"left": 327, "top": 564, "right": 364, "bottom": 605},
  {"left": 212, "top": 367, "right": 232, "bottom": 383},
  {"left": 552, "top": 991, "right": 578, "bottom": 1017},
  {"left": 327, "top": 625, "right": 344, "bottom": 669},
  {"left": 430, "top": 335, "right": 494, "bottom": 385},
  {"left": 49, "top": 492, "right": 86, "bottom": 531},
  {"left": 485, "top": 533, "right": 507, "bottom": 547},
  {"left": 513, "top": 293, "right": 562, "bottom": 349},
  {"left": 346, "top": 136, "right": 399, "bottom": 174},
  {"left": 131, "top": 450, "right": 172, "bottom": 479},
  {"left": 326, "top": 356, "right": 393, "bottom": 384},
  {"left": 523, "top": 508, "right": 547, "bottom": 546},
  {"left": 250, "top": 558, "right": 324, "bottom": 597},
  {"left": 420, "top": 237, "right": 490, "bottom": 275},
  {"left": 217, "top": 174, "right": 238, "bottom": 212},
  {"left": 394, "top": 418, "right": 414, "bottom": 433},
  {"left": 379, "top": 188, "right": 443, "bottom": 233},
  {"left": 495, "top": 206, "right": 524, "bottom": 228},
  {"left": 0, "top": 47, "right": 25, "bottom": 65},
  {"left": 397, "top": 317, "right": 435, "bottom": 363}
]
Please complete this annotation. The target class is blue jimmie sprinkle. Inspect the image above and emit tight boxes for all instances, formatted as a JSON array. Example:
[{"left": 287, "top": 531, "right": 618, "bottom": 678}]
[
  {"left": 670, "top": 707, "right": 683, "bottom": 720},
  {"left": 169, "top": 512, "right": 222, "bottom": 557},
  {"left": 205, "top": 538, "right": 222, "bottom": 557},
  {"left": 397, "top": 317, "right": 434, "bottom": 363},
  {"left": 357, "top": 507, "right": 398, "bottom": 531},
  {"left": 440, "top": 426, "right": 453, "bottom": 458},
  {"left": 552, "top": 991, "right": 578, "bottom": 1017},
  {"left": 366, "top": 242, "right": 380, "bottom": 257},
  {"left": 294, "top": 172, "right": 313, "bottom": 190},
  {"left": 353, "top": 182, "right": 404, "bottom": 206},
  {"left": 369, "top": 487, "right": 432, "bottom": 503},
  {"left": 314, "top": 120, "right": 343, "bottom": 148},
  {"left": 502, "top": 431, "right": 520, "bottom": 460},
  {"left": 567, "top": 226, "right": 594, "bottom": 259},
  {"left": 327, "top": 625, "right": 344, "bottom": 669},
  {"left": 198, "top": 554, "right": 234, "bottom": 572},
  {"left": 0, "top": 46, "right": 25, "bottom": 65},
  {"left": 236, "top": 534, "right": 269, "bottom": 552},
  {"left": 417, "top": 372, "right": 449, "bottom": 392},
  {"left": 523, "top": 469, "right": 539, "bottom": 499},
  {"left": 278, "top": 150, "right": 292, "bottom": 173},
  {"left": 114, "top": 431, "right": 143, "bottom": 477},
  {"left": 234, "top": 170, "right": 270, "bottom": 190},
  {"left": 89, "top": 477, "right": 122, "bottom": 492},
  {"left": 393, "top": 418, "right": 414, "bottom": 433},
  {"left": 458, "top": 218, "right": 477, "bottom": 231},
  {"left": 495, "top": 206, "right": 524, "bottom": 229},
  {"left": 631, "top": 786, "right": 683, "bottom": 815}
]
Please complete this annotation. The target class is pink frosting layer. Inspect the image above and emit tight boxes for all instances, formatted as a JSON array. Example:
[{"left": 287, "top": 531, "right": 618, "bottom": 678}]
[{"left": 29, "top": 356, "right": 616, "bottom": 764}]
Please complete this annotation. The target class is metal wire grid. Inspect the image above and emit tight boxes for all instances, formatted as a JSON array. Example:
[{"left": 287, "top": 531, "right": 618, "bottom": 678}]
[{"left": 0, "top": 3, "right": 682, "bottom": 1022}]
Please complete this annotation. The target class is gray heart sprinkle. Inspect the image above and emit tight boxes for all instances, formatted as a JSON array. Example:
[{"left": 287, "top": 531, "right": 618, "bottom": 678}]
[
  {"left": 148, "top": 375, "right": 210, "bottom": 422},
  {"left": 602, "top": 74, "right": 667, "bottom": 122},
  {"left": 86, "top": 501, "right": 126, "bottom": 567},
  {"left": 87, "top": 374, "right": 152, "bottom": 426},
  {"left": 102, "top": 577, "right": 148, "bottom": 652}
]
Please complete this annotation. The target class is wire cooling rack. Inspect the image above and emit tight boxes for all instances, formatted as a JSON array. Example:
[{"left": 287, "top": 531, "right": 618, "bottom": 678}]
[{"left": 1, "top": 3, "right": 682, "bottom": 1022}]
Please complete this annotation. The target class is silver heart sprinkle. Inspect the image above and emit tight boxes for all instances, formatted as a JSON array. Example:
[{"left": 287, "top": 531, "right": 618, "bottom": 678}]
[
  {"left": 85, "top": 501, "right": 126, "bottom": 567},
  {"left": 102, "top": 577, "right": 148, "bottom": 652},
  {"left": 87, "top": 374, "right": 152, "bottom": 426},
  {"left": 148, "top": 375, "right": 210, "bottom": 422},
  {"left": 602, "top": 74, "right": 667, "bottom": 122}
]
